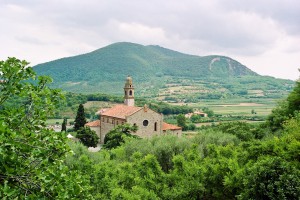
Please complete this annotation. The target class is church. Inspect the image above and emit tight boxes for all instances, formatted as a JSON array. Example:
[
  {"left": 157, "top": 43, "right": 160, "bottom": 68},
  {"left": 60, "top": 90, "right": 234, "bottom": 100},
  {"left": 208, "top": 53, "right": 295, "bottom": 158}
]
[{"left": 85, "top": 76, "right": 182, "bottom": 144}]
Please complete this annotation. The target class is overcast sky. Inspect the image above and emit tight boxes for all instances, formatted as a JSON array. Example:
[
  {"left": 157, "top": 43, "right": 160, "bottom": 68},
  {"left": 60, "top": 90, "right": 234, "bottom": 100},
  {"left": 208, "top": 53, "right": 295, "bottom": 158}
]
[{"left": 1, "top": 0, "right": 299, "bottom": 80}]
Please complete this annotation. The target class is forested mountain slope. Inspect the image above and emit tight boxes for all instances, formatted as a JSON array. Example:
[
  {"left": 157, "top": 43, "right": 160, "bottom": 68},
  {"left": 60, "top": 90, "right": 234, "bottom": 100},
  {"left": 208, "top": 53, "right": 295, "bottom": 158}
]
[{"left": 33, "top": 42, "right": 293, "bottom": 100}]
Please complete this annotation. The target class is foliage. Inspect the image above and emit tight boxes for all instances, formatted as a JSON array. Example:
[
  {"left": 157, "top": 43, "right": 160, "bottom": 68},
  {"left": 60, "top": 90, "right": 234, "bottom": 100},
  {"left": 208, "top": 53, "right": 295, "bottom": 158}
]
[
  {"left": 216, "top": 121, "right": 255, "bottom": 141},
  {"left": 63, "top": 112, "right": 300, "bottom": 199},
  {"left": 177, "top": 114, "right": 187, "bottom": 131},
  {"left": 0, "top": 58, "right": 91, "bottom": 199},
  {"left": 103, "top": 124, "right": 138, "bottom": 149},
  {"left": 202, "top": 107, "right": 214, "bottom": 117},
  {"left": 61, "top": 118, "right": 67, "bottom": 132},
  {"left": 74, "top": 104, "right": 87, "bottom": 131},
  {"left": 149, "top": 102, "right": 193, "bottom": 115},
  {"left": 76, "top": 126, "right": 99, "bottom": 147},
  {"left": 287, "top": 81, "right": 300, "bottom": 113}
]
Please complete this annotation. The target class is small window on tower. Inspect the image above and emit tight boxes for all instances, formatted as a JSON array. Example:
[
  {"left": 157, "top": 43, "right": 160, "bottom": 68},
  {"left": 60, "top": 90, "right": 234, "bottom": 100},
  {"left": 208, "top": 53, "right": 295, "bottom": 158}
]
[
  {"left": 125, "top": 91, "right": 127, "bottom": 96},
  {"left": 129, "top": 90, "right": 132, "bottom": 96},
  {"left": 154, "top": 122, "right": 157, "bottom": 131}
]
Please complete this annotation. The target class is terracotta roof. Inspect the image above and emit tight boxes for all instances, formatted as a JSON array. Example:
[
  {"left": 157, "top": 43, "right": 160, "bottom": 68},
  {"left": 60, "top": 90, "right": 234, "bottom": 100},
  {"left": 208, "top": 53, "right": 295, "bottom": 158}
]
[
  {"left": 85, "top": 120, "right": 101, "bottom": 127},
  {"left": 162, "top": 122, "right": 182, "bottom": 131},
  {"left": 101, "top": 104, "right": 142, "bottom": 119}
]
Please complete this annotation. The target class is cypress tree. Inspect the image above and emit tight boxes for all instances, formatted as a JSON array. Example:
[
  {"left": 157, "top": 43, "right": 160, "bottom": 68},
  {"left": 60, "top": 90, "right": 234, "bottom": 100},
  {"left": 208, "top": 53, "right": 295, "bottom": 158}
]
[
  {"left": 61, "top": 118, "right": 67, "bottom": 132},
  {"left": 74, "top": 104, "right": 87, "bottom": 131}
]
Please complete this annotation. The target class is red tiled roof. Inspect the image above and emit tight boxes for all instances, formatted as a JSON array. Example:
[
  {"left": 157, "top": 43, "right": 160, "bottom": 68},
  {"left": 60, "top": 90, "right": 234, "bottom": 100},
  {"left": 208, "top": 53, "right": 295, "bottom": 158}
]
[
  {"left": 101, "top": 104, "right": 142, "bottom": 119},
  {"left": 162, "top": 122, "right": 182, "bottom": 131},
  {"left": 85, "top": 120, "right": 101, "bottom": 127}
]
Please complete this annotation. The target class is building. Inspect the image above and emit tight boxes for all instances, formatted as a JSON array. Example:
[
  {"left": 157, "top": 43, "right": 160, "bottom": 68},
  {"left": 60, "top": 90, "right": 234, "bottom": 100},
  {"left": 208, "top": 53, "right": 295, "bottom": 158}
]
[{"left": 86, "top": 76, "right": 182, "bottom": 144}]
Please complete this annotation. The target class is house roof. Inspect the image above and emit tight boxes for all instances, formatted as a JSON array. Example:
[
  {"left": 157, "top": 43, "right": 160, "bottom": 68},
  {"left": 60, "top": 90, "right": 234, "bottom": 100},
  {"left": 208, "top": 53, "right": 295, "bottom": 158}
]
[
  {"left": 162, "top": 122, "right": 182, "bottom": 131},
  {"left": 101, "top": 104, "right": 142, "bottom": 119},
  {"left": 85, "top": 120, "right": 101, "bottom": 127}
]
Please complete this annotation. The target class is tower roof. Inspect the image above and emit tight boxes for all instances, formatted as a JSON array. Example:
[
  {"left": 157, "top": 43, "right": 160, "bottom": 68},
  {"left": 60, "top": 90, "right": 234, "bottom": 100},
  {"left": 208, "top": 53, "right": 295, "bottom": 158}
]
[{"left": 124, "top": 75, "right": 133, "bottom": 87}]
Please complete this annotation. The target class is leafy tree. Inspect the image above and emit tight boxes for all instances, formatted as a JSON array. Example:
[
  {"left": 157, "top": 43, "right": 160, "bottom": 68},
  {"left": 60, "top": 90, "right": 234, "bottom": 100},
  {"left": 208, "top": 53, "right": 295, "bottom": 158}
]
[
  {"left": 216, "top": 121, "right": 254, "bottom": 141},
  {"left": 202, "top": 107, "right": 214, "bottom": 117},
  {"left": 74, "top": 103, "right": 87, "bottom": 131},
  {"left": 287, "top": 81, "right": 300, "bottom": 114},
  {"left": 239, "top": 156, "right": 300, "bottom": 200},
  {"left": 0, "top": 58, "right": 91, "bottom": 198},
  {"left": 61, "top": 117, "right": 67, "bottom": 132},
  {"left": 76, "top": 126, "right": 99, "bottom": 147},
  {"left": 177, "top": 114, "right": 187, "bottom": 131},
  {"left": 104, "top": 124, "right": 138, "bottom": 149}
]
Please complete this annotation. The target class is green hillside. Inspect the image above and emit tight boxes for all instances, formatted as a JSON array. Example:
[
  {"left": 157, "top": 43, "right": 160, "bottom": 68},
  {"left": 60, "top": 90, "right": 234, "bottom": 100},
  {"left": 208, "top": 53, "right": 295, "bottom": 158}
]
[{"left": 33, "top": 42, "right": 294, "bottom": 101}]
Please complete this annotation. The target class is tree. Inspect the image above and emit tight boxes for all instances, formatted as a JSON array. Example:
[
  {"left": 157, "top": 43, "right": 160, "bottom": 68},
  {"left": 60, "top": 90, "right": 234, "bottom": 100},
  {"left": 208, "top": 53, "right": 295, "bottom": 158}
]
[
  {"left": 61, "top": 117, "right": 67, "bottom": 132},
  {"left": 177, "top": 114, "right": 187, "bottom": 131},
  {"left": 74, "top": 103, "right": 87, "bottom": 131},
  {"left": 287, "top": 81, "right": 300, "bottom": 113},
  {"left": 104, "top": 124, "right": 138, "bottom": 149},
  {"left": 202, "top": 107, "right": 214, "bottom": 117},
  {"left": 76, "top": 126, "right": 99, "bottom": 147},
  {"left": 0, "top": 58, "right": 91, "bottom": 198}
]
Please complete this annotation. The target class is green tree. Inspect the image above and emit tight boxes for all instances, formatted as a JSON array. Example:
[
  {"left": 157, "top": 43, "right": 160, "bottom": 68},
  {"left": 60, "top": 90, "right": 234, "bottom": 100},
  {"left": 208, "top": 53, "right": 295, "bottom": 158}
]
[
  {"left": 177, "top": 114, "right": 187, "bottom": 131},
  {"left": 202, "top": 107, "right": 214, "bottom": 117},
  {"left": 74, "top": 103, "right": 87, "bottom": 131},
  {"left": 104, "top": 124, "right": 138, "bottom": 149},
  {"left": 239, "top": 156, "right": 300, "bottom": 200},
  {"left": 61, "top": 117, "right": 67, "bottom": 132},
  {"left": 0, "top": 58, "right": 91, "bottom": 199},
  {"left": 76, "top": 126, "right": 99, "bottom": 147},
  {"left": 287, "top": 81, "right": 300, "bottom": 113}
]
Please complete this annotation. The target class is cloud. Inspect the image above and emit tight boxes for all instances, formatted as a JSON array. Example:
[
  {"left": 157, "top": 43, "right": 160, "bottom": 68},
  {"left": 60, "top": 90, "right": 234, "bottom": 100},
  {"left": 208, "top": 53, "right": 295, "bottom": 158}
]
[{"left": 0, "top": 0, "right": 299, "bottom": 79}]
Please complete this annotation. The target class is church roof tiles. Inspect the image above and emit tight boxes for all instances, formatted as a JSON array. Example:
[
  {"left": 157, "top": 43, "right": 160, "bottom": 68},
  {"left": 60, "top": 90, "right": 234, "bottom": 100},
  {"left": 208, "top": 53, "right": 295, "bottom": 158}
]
[
  {"left": 101, "top": 104, "right": 142, "bottom": 119},
  {"left": 85, "top": 120, "right": 101, "bottom": 127},
  {"left": 162, "top": 122, "right": 182, "bottom": 131}
]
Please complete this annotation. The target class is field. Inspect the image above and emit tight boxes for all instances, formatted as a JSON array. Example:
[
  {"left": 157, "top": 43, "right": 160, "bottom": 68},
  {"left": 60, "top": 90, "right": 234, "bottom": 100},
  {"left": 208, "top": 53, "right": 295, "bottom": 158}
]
[{"left": 171, "top": 97, "right": 278, "bottom": 117}]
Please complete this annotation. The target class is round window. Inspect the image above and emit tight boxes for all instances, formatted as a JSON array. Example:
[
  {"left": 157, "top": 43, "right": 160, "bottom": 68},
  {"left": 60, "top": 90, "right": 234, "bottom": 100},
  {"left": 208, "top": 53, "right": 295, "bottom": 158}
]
[{"left": 143, "top": 120, "right": 149, "bottom": 126}]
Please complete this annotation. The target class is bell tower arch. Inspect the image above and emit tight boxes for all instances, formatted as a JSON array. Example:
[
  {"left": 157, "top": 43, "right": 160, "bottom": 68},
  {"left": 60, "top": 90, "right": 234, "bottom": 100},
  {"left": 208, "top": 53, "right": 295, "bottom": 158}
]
[{"left": 124, "top": 76, "right": 134, "bottom": 106}]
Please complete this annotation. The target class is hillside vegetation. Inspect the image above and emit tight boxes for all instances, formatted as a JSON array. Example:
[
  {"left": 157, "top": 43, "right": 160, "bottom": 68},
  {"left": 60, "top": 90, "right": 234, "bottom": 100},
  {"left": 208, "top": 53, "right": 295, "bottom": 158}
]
[{"left": 33, "top": 42, "right": 294, "bottom": 101}]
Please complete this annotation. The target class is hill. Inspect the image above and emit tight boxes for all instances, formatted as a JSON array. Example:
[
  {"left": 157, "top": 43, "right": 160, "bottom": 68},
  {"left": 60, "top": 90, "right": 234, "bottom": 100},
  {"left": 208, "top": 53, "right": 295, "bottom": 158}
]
[{"left": 33, "top": 42, "right": 294, "bottom": 101}]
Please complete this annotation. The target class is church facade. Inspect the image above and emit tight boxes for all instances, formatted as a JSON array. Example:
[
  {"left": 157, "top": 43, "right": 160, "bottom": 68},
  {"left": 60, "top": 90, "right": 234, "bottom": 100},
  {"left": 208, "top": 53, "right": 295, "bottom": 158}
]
[{"left": 86, "top": 76, "right": 182, "bottom": 144}]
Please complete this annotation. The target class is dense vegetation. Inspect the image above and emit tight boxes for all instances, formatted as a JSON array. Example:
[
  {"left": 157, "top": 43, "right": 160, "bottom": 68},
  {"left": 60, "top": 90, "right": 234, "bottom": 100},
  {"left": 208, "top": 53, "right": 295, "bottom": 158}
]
[
  {"left": 0, "top": 58, "right": 91, "bottom": 198},
  {"left": 33, "top": 42, "right": 294, "bottom": 102}
]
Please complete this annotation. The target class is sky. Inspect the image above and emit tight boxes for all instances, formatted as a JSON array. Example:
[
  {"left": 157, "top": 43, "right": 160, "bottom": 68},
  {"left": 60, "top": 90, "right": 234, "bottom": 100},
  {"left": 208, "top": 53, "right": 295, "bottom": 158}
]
[{"left": 1, "top": 0, "right": 299, "bottom": 80}]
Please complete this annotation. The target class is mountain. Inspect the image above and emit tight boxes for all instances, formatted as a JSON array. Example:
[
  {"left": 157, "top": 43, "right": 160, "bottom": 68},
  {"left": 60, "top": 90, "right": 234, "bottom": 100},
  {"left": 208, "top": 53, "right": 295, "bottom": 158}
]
[{"left": 33, "top": 42, "right": 294, "bottom": 101}]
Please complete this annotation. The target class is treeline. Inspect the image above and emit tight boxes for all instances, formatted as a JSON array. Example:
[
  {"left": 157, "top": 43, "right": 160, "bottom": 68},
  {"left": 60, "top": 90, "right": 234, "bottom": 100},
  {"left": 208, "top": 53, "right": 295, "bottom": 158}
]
[
  {"left": 148, "top": 102, "right": 193, "bottom": 115},
  {"left": 56, "top": 92, "right": 194, "bottom": 118}
]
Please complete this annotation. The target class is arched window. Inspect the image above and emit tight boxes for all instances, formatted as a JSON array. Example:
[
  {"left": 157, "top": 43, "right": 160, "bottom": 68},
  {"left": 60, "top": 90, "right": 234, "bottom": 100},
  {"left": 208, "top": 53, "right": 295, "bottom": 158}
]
[
  {"left": 129, "top": 90, "right": 132, "bottom": 96},
  {"left": 154, "top": 122, "right": 157, "bottom": 131}
]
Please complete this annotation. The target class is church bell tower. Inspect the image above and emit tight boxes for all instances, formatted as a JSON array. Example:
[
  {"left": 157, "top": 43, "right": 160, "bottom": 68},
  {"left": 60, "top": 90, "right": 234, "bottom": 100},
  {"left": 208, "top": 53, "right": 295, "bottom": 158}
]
[{"left": 124, "top": 76, "right": 134, "bottom": 106}]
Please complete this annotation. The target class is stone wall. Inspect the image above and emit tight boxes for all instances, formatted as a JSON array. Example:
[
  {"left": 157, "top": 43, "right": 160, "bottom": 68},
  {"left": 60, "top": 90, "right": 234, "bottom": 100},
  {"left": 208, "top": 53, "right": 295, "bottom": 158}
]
[
  {"left": 100, "top": 116, "right": 125, "bottom": 143},
  {"left": 126, "top": 108, "right": 163, "bottom": 138},
  {"left": 90, "top": 126, "right": 101, "bottom": 143},
  {"left": 163, "top": 129, "right": 182, "bottom": 137}
]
